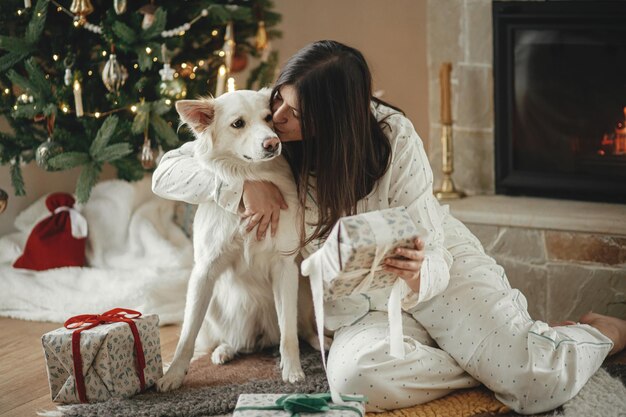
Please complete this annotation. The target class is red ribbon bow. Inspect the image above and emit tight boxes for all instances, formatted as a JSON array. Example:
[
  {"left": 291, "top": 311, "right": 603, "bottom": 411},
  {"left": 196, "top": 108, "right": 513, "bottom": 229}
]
[{"left": 64, "top": 308, "right": 147, "bottom": 403}]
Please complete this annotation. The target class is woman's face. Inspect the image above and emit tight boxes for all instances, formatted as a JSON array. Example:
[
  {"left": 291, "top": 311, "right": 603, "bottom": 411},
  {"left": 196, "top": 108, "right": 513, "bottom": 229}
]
[{"left": 271, "top": 85, "right": 303, "bottom": 142}]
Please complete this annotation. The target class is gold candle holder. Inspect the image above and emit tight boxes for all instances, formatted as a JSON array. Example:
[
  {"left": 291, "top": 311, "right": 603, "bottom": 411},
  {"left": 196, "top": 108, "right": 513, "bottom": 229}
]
[
  {"left": 434, "top": 62, "right": 465, "bottom": 200},
  {"left": 434, "top": 124, "right": 465, "bottom": 200}
]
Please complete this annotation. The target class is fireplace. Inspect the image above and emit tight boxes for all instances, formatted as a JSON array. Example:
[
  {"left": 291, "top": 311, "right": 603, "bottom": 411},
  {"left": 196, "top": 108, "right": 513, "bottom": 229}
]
[{"left": 493, "top": 1, "right": 626, "bottom": 203}]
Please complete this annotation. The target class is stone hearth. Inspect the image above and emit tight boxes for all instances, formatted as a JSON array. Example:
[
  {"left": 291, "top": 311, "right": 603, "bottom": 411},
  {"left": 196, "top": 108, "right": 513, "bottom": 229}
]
[{"left": 426, "top": 0, "right": 626, "bottom": 322}]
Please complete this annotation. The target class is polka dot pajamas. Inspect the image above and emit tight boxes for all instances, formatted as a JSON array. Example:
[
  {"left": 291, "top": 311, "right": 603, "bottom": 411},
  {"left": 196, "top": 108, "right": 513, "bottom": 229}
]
[{"left": 326, "top": 216, "right": 613, "bottom": 414}]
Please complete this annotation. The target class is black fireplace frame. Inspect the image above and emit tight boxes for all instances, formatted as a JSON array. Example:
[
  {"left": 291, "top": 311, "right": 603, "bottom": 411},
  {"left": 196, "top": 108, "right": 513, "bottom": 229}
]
[{"left": 492, "top": 1, "right": 626, "bottom": 204}]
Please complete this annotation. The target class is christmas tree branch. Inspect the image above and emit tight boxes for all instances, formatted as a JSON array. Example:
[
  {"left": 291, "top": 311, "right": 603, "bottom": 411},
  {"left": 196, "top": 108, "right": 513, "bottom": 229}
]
[
  {"left": 25, "top": 0, "right": 50, "bottom": 44},
  {"left": 10, "top": 159, "right": 25, "bottom": 196}
]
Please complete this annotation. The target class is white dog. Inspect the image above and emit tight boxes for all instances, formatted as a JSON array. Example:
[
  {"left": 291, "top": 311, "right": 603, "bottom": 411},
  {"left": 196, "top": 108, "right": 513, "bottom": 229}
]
[{"left": 156, "top": 89, "right": 319, "bottom": 392}]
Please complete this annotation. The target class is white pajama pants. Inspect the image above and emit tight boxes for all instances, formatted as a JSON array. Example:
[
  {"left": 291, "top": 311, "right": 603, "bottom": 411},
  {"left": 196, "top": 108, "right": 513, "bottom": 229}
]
[{"left": 326, "top": 221, "right": 614, "bottom": 414}]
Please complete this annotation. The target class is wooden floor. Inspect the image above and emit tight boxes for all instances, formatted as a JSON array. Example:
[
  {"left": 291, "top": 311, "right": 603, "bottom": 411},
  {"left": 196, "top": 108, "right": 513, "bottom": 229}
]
[
  {"left": 0, "top": 317, "right": 181, "bottom": 417},
  {"left": 2, "top": 317, "right": 625, "bottom": 417}
]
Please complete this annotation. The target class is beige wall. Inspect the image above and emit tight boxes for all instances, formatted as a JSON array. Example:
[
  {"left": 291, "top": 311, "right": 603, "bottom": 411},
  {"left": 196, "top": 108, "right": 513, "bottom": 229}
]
[
  {"left": 0, "top": 1, "right": 428, "bottom": 235},
  {"left": 271, "top": 0, "right": 428, "bottom": 145}
]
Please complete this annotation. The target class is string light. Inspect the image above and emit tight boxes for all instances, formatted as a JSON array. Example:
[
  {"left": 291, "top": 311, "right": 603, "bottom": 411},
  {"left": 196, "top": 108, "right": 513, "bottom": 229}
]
[
  {"left": 165, "top": 99, "right": 171, "bottom": 105},
  {"left": 198, "top": 60, "right": 205, "bottom": 66},
  {"left": 4, "top": 88, "right": 10, "bottom": 94},
  {"left": 211, "top": 29, "right": 218, "bottom": 36},
  {"left": 101, "top": 51, "right": 107, "bottom": 57},
  {"left": 94, "top": 111, "right": 101, "bottom": 118},
  {"left": 61, "top": 105, "right": 69, "bottom": 113},
  {"left": 88, "top": 70, "right": 93, "bottom": 76},
  {"left": 17, "top": 9, "right": 23, "bottom": 16},
  {"left": 130, "top": 105, "right": 138, "bottom": 112},
  {"left": 145, "top": 47, "right": 152, "bottom": 54},
  {"left": 152, "top": 57, "right": 158, "bottom": 62},
  {"left": 189, "top": 73, "right": 196, "bottom": 80},
  {"left": 52, "top": 54, "right": 59, "bottom": 61}
]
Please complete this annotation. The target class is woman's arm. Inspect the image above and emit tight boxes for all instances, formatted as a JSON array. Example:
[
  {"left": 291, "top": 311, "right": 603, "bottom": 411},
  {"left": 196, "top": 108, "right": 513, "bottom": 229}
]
[
  {"left": 385, "top": 115, "right": 453, "bottom": 311},
  {"left": 152, "top": 141, "right": 287, "bottom": 236},
  {"left": 152, "top": 141, "right": 243, "bottom": 212}
]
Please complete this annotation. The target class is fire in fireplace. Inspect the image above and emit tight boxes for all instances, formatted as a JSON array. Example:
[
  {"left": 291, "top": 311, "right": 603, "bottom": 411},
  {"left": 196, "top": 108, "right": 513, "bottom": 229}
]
[{"left": 493, "top": 1, "right": 626, "bottom": 203}]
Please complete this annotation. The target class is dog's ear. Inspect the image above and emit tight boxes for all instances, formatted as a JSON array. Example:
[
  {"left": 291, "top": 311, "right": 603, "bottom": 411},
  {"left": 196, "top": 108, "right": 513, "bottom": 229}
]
[{"left": 175, "top": 99, "right": 215, "bottom": 135}]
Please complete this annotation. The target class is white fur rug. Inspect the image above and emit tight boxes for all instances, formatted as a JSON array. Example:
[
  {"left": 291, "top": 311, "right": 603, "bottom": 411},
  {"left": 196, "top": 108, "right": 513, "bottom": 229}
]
[{"left": 0, "top": 178, "right": 192, "bottom": 324}]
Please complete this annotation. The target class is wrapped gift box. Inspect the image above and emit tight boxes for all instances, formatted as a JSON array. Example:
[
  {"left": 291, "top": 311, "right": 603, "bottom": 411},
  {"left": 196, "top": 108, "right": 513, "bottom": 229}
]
[
  {"left": 234, "top": 393, "right": 366, "bottom": 417},
  {"left": 307, "top": 206, "right": 420, "bottom": 301},
  {"left": 41, "top": 311, "right": 163, "bottom": 403}
]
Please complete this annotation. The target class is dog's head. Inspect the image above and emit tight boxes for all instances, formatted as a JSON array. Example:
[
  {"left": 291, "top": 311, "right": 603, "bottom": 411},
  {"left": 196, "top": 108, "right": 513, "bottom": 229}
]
[{"left": 175, "top": 89, "right": 280, "bottom": 162}]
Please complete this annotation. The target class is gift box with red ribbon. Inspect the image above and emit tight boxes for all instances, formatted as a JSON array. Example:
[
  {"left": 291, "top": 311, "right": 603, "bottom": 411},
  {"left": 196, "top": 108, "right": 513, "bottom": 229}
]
[{"left": 41, "top": 308, "right": 163, "bottom": 404}]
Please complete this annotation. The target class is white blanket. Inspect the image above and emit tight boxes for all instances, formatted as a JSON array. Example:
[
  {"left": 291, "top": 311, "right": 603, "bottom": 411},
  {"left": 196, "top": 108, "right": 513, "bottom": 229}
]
[{"left": 0, "top": 178, "right": 192, "bottom": 324}]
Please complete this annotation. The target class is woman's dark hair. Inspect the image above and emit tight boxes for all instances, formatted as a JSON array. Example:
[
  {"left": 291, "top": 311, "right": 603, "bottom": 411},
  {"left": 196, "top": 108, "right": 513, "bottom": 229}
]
[{"left": 271, "top": 40, "right": 402, "bottom": 249}]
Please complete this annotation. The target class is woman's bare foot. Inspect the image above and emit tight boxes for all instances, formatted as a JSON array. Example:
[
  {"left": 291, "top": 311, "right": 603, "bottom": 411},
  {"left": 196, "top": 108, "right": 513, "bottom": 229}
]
[{"left": 579, "top": 312, "right": 626, "bottom": 356}]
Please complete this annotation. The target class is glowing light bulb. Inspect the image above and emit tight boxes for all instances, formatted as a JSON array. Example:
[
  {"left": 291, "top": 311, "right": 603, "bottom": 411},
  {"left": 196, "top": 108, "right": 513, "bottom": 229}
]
[
  {"left": 94, "top": 111, "right": 101, "bottom": 118},
  {"left": 102, "top": 51, "right": 107, "bottom": 57},
  {"left": 145, "top": 47, "right": 152, "bottom": 54},
  {"left": 52, "top": 54, "right": 59, "bottom": 61},
  {"left": 181, "top": 63, "right": 188, "bottom": 69},
  {"left": 130, "top": 105, "right": 137, "bottom": 112}
]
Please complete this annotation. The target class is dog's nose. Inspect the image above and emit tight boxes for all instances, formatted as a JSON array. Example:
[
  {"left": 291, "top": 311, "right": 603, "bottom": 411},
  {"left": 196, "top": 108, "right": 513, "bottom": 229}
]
[{"left": 263, "top": 137, "right": 280, "bottom": 153}]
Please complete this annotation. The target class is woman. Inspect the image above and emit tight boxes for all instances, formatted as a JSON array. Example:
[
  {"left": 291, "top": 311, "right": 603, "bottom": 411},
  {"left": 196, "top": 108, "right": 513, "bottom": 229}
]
[{"left": 153, "top": 40, "right": 626, "bottom": 414}]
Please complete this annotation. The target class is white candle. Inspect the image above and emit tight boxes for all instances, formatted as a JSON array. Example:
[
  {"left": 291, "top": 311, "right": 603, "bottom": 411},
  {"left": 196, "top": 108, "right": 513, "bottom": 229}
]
[
  {"left": 227, "top": 77, "right": 236, "bottom": 93},
  {"left": 73, "top": 80, "right": 84, "bottom": 117},
  {"left": 215, "top": 65, "right": 226, "bottom": 97}
]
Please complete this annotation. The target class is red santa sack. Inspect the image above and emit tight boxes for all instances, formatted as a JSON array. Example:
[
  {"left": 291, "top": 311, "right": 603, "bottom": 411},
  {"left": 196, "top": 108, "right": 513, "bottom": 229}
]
[{"left": 13, "top": 192, "right": 88, "bottom": 271}]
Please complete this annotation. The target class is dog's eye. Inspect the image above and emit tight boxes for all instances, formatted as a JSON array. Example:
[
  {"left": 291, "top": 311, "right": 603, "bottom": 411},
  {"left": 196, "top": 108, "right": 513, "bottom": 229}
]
[
  {"left": 264, "top": 114, "right": 273, "bottom": 123},
  {"left": 231, "top": 119, "right": 245, "bottom": 129}
]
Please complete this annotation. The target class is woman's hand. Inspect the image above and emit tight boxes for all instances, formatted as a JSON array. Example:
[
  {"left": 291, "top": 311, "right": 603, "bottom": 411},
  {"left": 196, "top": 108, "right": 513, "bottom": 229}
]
[
  {"left": 241, "top": 180, "right": 288, "bottom": 240},
  {"left": 383, "top": 238, "right": 425, "bottom": 293}
]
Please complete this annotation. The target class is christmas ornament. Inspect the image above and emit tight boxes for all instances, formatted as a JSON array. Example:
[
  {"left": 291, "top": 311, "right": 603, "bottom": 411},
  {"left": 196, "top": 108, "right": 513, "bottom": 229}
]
[
  {"left": 102, "top": 53, "right": 128, "bottom": 93},
  {"left": 64, "top": 68, "right": 73, "bottom": 86},
  {"left": 159, "top": 77, "right": 186, "bottom": 100},
  {"left": 158, "top": 45, "right": 187, "bottom": 100},
  {"left": 0, "top": 188, "right": 8, "bottom": 214},
  {"left": 70, "top": 0, "right": 94, "bottom": 26},
  {"left": 36, "top": 138, "right": 63, "bottom": 171},
  {"left": 231, "top": 50, "right": 248, "bottom": 73},
  {"left": 140, "top": 132, "right": 155, "bottom": 169},
  {"left": 114, "top": 0, "right": 127, "bottom": 15},
  {"left": 222, "top": 21, "right": 235, "bottom": 72},
  {"left": 73, "top": 79, "right": 84, "bottom": 117},
  {"left": 255, "top": 21, "right": 268, "bottom": 51},
  {"left": 138, "top": 4, "right": 158, "bottom": 30}
]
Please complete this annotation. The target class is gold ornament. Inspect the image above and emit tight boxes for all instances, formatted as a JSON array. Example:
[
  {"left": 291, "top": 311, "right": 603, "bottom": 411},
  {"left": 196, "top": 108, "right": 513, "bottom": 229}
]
[
  {"left": 70, "top": 0, "right": 94, "bottom": 26},
  {"left": 140, "top": 131, "right": 156, "bottom": 170},
  {"left": 102, "top": 54, "right": 128, "bottom": 93},
  {"left": 0, "top": 188, "right": 7, "bottom": 214},
  {"left": 114, "top": 0, "right": 127, "bottom": 15},
  {"left": 36, "top": 138, "right": 64, "bottom": 171},
  {"left": 255, "top": 21, "right": 268, "bottom": 51},
  {"left": 138, "top": 4, "right": 158, "bottom": 30}
]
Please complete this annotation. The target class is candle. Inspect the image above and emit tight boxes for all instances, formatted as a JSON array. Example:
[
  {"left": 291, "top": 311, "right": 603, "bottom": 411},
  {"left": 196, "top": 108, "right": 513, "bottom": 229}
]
[
  {"left": 440, "top": 62, "right": 452, "bottom": 125},
  {"left": 215, "top": 64, "right": 226, "bottom": 97},
  {"left": 227, "top": 77, "right": 236, "bottom": 93},
  {"left": 73, "top": 80, "right": 84, "bottom": 117}
]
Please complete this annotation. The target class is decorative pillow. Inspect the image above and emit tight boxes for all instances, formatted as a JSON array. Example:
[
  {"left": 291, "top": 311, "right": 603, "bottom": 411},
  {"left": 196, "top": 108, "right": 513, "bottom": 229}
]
[{"left": 13, "top": 192, "right": 88, "bottom": 271}]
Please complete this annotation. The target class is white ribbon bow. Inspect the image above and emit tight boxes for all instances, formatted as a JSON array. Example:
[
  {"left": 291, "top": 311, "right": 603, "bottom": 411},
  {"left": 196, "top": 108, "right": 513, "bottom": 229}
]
[{"left": 54, "top": 206, "right": 89, "bottom": 239}]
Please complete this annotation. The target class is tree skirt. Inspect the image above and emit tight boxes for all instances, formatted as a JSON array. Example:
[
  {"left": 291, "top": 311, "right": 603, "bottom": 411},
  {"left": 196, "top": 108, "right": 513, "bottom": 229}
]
[{"left": 44, "top": 346, "right": 626, "bottom": 417}]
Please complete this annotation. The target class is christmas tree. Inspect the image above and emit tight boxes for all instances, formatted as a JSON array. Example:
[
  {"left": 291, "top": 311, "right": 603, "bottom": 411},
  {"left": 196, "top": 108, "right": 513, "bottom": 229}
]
[{"left": 0, "top": 0, "right": 281, "bottom": 203}]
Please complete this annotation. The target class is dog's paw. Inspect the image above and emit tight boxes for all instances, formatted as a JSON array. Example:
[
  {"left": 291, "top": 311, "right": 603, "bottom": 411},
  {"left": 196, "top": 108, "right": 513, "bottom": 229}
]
[
  {"left": 156, "top": 366, "right": 187, "bottom": 392},
  {"left": 282, "top": 362, "right": 305, "bottom": 383},
  {"left": 280, "top": 357, "right": 304, "bottom": 384},
  {"left": 211, "top": 343, "right": 236, "bottom": 365}
]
